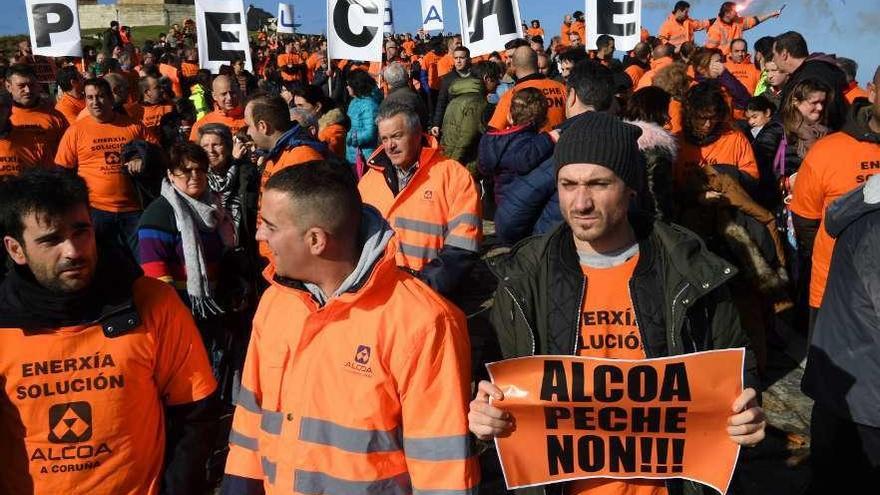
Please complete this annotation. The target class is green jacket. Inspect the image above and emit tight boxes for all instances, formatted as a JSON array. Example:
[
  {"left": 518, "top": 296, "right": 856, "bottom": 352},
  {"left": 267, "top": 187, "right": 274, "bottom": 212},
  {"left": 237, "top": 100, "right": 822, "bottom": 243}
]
[
  {"left": 485, "top": 216, "right": 757, "bottom": 495},
  {"left": 189, "top": 84, "right": 210, "bottom": 120},
  {"left": 440, "top": 77, "right": 487, "bottom": 172}
]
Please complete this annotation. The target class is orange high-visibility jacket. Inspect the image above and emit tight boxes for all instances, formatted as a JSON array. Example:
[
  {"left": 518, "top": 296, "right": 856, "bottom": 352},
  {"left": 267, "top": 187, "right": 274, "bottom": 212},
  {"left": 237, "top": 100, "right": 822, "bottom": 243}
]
[
  {"left": 706, "top": 16, "right": 757, "bottom": 56},
  {"left": 224, "top": 247, "right": 480, "bottom": 495},
  {"left": 358, "top": 142, "right": 482, "bottom": 271},
  {"left": 658, "top": 14, "right": 711, "bottom": 48}
]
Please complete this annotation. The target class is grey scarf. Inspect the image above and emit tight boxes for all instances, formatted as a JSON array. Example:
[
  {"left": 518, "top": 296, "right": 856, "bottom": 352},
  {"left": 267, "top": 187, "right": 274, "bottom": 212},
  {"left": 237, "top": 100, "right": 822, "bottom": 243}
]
[{"left": 160, "top": 179, "right": 236, "bottom": 319}]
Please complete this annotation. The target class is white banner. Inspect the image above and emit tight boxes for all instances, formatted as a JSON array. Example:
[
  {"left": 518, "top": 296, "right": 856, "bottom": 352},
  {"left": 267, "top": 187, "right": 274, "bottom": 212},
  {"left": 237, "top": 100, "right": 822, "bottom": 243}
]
[
  {"left": 458, "top": 0, "right": 523, "bottom": 57},
  {"left": 195, "top": 0, "right": 253, "bottom": 73},
  {"left": 25, "top": 0, "right": 82, "bottom": 57},
  {"left": 327, "top": 0, "right": 383, "bottom": 62},
  {"left": 421, "top": 0, "right": 444, "bottom": 32},
  {"left": 587, "top": 0, "right": 642, "bottom": 52},
  {"left": 277, "top": 3, "right": 295, "bottom": 34},
  {"left": 384, "top": 0, "right": 394, "bottom": 34}
]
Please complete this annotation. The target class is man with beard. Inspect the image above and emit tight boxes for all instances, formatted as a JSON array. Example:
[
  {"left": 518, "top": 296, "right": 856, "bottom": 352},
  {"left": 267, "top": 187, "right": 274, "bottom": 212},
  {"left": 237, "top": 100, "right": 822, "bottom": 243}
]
[
  {"left": 469, "top": 111, "right": 766, "bottom": 495},
  {"left": 5, "top": 64, "right": 68, "bottom": 165},
  {"left": 0, "top": 168, "right": 217, "bottom": 494}
]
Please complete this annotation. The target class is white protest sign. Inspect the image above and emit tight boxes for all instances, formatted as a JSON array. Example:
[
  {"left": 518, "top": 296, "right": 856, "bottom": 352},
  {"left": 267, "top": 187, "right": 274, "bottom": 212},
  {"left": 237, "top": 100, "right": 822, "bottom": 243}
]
[
  {"left": 25, "top": 0, "right": 82, "bottom": 57},
  {"left": 421, "top": 0, "right": 444, "bottom": 32},
  {"left": 327, "top": 0, "right": 383, "bottom": 62},
  {"left": 384, "top": 0, "right": 394, "bottom": 34},
  {"left": 277, "top": 3, "right": 296, "bottom": 34},
  {"left": 587, "top": 0, "right": 642, "bottom": 52},
  {"left": 195, "top": 0, "right": 253, "bottom": 73},
  {"left": 458, "top": 0, "right": 524, "bottom": 57}
]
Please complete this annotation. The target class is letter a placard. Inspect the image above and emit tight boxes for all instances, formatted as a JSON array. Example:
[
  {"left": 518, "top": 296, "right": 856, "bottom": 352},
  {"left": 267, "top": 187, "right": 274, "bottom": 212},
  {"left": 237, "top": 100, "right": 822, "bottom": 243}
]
[
  {"left": 457, "top": 0, "right": 523, "bottom": 57},
  {"left": 25, "top": 0, "right": 82, "bottom": 57},
  {"left": 587, "top": 0, "right": 642, "bottom": 52},
  {"left": 327, "top": 0, "right": 383, "bottom": 63},
  {"left": 277, "top": 3, "right": 295, "bottom": 34},
  {"left": 486, "top": 349, "right": 745, "bottom": 494},
  {"left": 421, "top": 0, "right": 444, "bottom": 32},
  {"left": 195, "top": 0, "right": 253, "bottom": 73}
]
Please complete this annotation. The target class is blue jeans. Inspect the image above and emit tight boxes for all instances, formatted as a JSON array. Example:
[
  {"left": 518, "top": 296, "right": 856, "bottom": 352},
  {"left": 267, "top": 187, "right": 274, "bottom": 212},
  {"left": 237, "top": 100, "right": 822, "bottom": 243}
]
[{"left": 90, "top": 208, "right": 142, "bottom": 263}]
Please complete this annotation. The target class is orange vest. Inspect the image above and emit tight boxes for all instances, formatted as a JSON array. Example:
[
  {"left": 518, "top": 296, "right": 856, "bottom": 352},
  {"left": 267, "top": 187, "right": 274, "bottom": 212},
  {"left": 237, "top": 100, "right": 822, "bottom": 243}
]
[
  {"left": 790, "top": 131, "right": 880, "bottom": 307},
  {"left": 658, "top": 15, "right": 710, "bottom": 48},
  {"left": 224, "top": 250, "right": 479, "bottom": 495},
  {"left": 706, "top": 17, "right": 757, "bottom": 56},
  {"left": 0, "top": 277, "right": 216, "bottom": 495},
  {"left": 358, "top": 143, "right": 482, "bottom": 271}
]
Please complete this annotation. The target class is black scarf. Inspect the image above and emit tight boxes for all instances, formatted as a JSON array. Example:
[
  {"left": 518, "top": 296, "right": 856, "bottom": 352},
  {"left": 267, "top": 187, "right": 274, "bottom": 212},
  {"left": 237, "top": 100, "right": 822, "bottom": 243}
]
[{"left": 0, "top": 247, "right": 143, "bottom": 330}]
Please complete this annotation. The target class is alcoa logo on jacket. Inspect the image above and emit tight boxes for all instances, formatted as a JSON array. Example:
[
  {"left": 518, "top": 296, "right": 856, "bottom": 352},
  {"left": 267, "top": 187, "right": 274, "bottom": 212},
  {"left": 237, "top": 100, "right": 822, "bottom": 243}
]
[{"left": 344, "top": 344, "right": 374, "bottom": 377}]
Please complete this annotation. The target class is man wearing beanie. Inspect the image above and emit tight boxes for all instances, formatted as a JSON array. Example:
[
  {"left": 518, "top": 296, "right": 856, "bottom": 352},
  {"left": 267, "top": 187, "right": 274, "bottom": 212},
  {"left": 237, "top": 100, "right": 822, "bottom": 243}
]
[{"left": 469, "top": 112, "right": 767, "bottom": 495}]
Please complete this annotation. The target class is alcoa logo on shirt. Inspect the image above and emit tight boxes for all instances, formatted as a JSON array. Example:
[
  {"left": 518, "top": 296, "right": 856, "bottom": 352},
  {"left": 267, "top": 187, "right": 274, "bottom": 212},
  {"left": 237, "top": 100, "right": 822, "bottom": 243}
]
[{"left": 343, "top": 344, "right": 374, "bottom": 377}]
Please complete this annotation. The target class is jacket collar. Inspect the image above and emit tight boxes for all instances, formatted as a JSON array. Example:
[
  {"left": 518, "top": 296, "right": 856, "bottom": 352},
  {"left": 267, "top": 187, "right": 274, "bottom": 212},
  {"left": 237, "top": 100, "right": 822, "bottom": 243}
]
[
  {"left": 267, "top": 124, "right": 326, "bottom": 160},
  {"left": 842, "top": 98, "right": 880, "bottom": 145}
]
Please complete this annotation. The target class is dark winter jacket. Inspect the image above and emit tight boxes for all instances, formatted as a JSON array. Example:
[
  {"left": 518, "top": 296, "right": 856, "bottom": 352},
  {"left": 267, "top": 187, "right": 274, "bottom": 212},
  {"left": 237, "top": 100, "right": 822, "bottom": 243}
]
[
  {"left": 782, "top": 53, "right": 849, "bottom": 131},
  {"left": 121, "top": 139, "right": 167, "bottom": 209},
  {"left": 383, "top": 86, "right": 429, "bottom": 129},
  {"left": 752, "top": 119, "right": 802, "bottom": 209},
  {"left": 477, "top": 123, "right": 554, "bottom": 207},
  {"left": 432, "top": 71, "right": 474, "bottom": 128},
  {"left": 802, "top": 175, "right": 880, "bottom": 428},
  {"left": 486, "top": 216, "right": 757, "bottom": 495},
  {"left": 494, "top": 112, "right": 595, "bottom": 243},
  {"left": 627, "top": 120, "right": 677, "bottom": 222},
  {"left": 439, "top": 77, "right": 487, "bottom": 171}
]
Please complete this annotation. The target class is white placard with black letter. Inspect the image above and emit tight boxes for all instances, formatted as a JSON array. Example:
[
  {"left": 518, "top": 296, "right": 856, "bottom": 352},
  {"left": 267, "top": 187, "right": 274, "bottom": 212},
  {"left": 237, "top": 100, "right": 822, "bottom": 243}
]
[
  {"left": 457, "top": 0, "right": 523, "bottom": 57},
  {"left": 421, "top": 0, "right": 444, "bottom": 32},
  {"left": 277, "top": 3, "right": 295, "bottom": 34},
  {"left": 195, "top": 0, "right": 253, "bottom": 73},
  {"left": 587, "top": 0, "right": 642, "bottom": 52},
  {"left": 327, "top": 0, "right": 383, "bottom": 62},
  {"left": 25, "top": 0, "right": 82, "bottom": 57}
]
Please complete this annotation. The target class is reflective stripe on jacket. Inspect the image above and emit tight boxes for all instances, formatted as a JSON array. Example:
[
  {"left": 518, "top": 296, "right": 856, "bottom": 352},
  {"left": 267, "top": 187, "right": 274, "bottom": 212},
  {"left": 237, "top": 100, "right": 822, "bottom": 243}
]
[
  {"left": 359, "top": 140, "right": 482, "bottom": 271},
  {"left": 224, "top": 246, "right": 479, "bottom": 494}
]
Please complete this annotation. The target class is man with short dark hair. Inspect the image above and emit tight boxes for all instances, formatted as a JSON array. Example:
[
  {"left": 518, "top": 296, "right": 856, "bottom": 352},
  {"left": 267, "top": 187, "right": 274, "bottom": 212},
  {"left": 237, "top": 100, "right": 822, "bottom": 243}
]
[
  {"left": 658, "top": 1, "right": 711, "bottom": 49},
  {"left": 593, "top": 34, "right": 619, "bottom": 69},
  {"left": 359, "top": 103, "right": 482, "bottom": 298},
  {"left": 622, "top": 42, "right": 651, "bottom": 87},
  {"left": 6, "top": 64, "right": 68, "bottom": 165},
  {"left": 725, "top": 38, "right": 761, "bottom": 94},
  {"left": 0, "top": 91, "right": 43, "bottom": 175},
  {"left": 0, "top": 167, "right": 218, "bottom": 495},
  {"left": 54, "top": 78, "right": 156, "bottom": 258},
  {"left": 222, "top": 160, "right": 478, "bottom": 495},
  {"left": 137, "top": 75, "right": 174, "bottom": 141},
  {"left": 772, "top": 30, "right": 848, "bottom": 130},
  {"left": 54, "top": 65, "right": 85, "bottom": 125},
  {"left": 102, "top": 20, "right": 122, "bottom": 55},
  {"left": 556, "top": 48, "right": 587, "bottom": 83},
  {"left": 430, "top": 45, "right": 473, "bottom": 136},
  {"left": 469, "top": 112, "right": 766, "bottom": 495},
  {"left": 706, "top": 1, "right": 780, "bottom": 56}
]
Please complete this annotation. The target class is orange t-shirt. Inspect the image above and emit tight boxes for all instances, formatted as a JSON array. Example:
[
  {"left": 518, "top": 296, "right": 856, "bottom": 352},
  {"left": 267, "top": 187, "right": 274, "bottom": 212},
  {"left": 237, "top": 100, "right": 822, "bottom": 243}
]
[
  {"left": 402, "top": 40, "right": 416, "bottom": 56},
  {"left": 189, "top": 108, "right": 246, "bottom": 142},
  {"left": 158, "top": 63, "right": 182, "bottom": 98},
  {"left": 139, "top": 103, "right": 175, "bottom": 141},
  {"left": 625, "top": 65, "right": 647, "bottom": 88},
  {"left": 0, "top": 277, "right": 216, "bottom": 495},
  {"left": 790, "top": 131, "right": 880, "bottom": 307},
  {"left": 570, "top": 251, "right": 667, "bottom": 495},
  {"left": 0, "top": 128, "right": 47, "bottom": 176},
  {"left": 674, "top": 129, "right": 759, "bottom": 188},
  {"left": 437, "top": 53, "right": 455, "bottom": 79},
  {"left": 489, "top": 76, "right": 568, "bottom": 133},
  {"left": 55, "top": 93, "right": 86, "bottom": 125},
  {"left": 845, "top": 84, "right": 870, "bottom": 104},
  {"left": 10, "top": 103, "right": 68, "bottom": 166},
  {"left": 278, "top": 53, "right": 305, "bottom": 82},
  {"left": 54, "top": 113, "right": 155, "bottom": 212},
  {"left": 422, "top": 51, "right": 442, "bottom": 90},
  {"left": 666, "top": 99, "right": 684, "bottom": 136},
  {"left": 527, "top": 27, "right": 545, "bottom": 38},
  {"left": 724, "top": 59, "right": 761, "bottom": 95}
]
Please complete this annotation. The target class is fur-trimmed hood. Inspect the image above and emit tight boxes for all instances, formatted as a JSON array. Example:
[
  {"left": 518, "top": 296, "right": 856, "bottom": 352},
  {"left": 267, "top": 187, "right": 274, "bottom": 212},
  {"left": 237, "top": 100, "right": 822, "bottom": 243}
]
[
  {"left": 625, "top": 119, "right": 677, "bottom": 158},
  {"left": 318, "top": 107, "right": 346, "bottom": 131}
]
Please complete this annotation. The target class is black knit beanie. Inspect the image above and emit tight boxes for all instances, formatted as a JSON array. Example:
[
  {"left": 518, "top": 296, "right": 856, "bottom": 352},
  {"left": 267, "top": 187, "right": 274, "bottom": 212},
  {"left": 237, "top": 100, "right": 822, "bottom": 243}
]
[{"left": 554, "top": 112, "right": 644, "bottom": 190}]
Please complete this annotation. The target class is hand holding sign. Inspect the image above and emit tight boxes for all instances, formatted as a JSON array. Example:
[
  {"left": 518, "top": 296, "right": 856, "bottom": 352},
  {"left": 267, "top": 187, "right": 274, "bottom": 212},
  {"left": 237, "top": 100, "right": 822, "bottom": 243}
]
[{"left": 478, "top": 350, "right": 757, "bottom": 494}]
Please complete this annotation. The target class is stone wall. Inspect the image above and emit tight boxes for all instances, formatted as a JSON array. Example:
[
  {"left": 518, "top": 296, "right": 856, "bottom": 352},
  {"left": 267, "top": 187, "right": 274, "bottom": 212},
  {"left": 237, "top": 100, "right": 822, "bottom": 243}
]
[{"left": 78, "top": 4, "right": 195, "bottom": 30}]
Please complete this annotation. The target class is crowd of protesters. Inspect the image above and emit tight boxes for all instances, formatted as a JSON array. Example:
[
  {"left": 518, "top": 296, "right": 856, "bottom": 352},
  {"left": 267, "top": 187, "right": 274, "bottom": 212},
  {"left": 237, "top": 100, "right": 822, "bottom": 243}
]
[{"left": 0, "top": 0, "right": 879, "bottom": 493}]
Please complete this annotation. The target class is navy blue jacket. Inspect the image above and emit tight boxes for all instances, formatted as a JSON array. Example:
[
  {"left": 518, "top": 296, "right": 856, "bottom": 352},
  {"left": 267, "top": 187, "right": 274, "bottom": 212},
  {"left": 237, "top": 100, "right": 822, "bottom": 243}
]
[{"left": 477, "top": 123, "right": 553, "bottom": 208}]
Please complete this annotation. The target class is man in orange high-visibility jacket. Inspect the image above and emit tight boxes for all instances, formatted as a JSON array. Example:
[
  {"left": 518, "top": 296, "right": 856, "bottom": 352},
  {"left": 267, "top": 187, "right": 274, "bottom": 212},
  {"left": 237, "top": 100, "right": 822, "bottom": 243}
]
[
  {"left": 222, "top": 160, "right": 479, "bottom": 495},
  {"left": 0, "top": 168, "right": 217, "bottom": 495},
  {"left": 359, "top": 103, "right": 482, "bottom": 298},
  {"left": 657, "top": 1, "right": 711, "bottom": 49},
  {"left": 706, "top": 1, "right": 781, "bottom": 56},
  {"left": 246, "top": 95, "right": 326, "bottom": 261}
]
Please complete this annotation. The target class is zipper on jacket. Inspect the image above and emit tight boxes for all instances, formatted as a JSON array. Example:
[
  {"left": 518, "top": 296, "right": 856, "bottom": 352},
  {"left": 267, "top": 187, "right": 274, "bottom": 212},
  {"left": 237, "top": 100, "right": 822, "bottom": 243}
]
[
  {"left": 505, "top": 286, "right": 537, "bottom": 356},
  {"left": 669, "top": 283, "right": 691, "bottom": 351},
  {"left": 571, "top": 278, "right": 586, "bottom": 355},
  {"left": 626, "top": 281, "right": 654, "bottom": 359}
]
